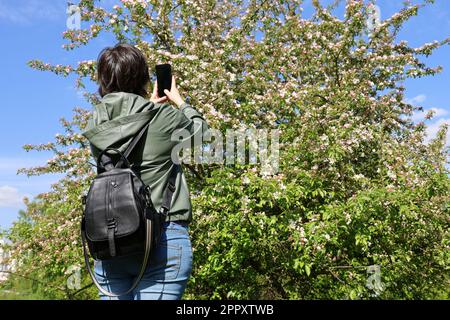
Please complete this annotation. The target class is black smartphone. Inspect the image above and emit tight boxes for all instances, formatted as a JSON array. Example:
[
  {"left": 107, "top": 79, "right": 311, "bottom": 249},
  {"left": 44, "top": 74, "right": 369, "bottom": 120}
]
[{"left": 155, "top": 63, "right": 172, "bottom": 97}]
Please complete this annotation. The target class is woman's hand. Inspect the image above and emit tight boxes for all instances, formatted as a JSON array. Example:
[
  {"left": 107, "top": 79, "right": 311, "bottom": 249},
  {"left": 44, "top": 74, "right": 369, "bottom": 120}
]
[
  {"left": 164, "top": 75, "right": 186, "bottom": 108},
  {"left": 149, "top": 80, "right": 168, "bottom": 104}
]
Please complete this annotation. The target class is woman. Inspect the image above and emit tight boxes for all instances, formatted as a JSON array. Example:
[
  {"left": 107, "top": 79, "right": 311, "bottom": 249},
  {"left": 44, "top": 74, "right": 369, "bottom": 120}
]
[{"left": 81, "top": 43, "right": 209, "bottom": 300}]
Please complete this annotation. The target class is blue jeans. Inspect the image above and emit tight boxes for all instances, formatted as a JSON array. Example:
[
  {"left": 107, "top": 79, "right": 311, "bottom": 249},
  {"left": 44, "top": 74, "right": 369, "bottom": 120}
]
[{"left": 93, "top": 221, "right": 193, "bottom": 300}]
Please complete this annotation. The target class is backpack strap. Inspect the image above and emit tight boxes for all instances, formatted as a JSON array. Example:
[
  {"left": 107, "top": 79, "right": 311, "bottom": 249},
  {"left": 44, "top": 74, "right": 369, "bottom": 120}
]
[
  {"left": 115, "top": 121, "right": 151, "bottom": 169},
  {"left": 160, "top": 163, "right": 180, "bottom": 215},
  {"left": 98, "top": 120, "right": 151, "bottom": 172}
]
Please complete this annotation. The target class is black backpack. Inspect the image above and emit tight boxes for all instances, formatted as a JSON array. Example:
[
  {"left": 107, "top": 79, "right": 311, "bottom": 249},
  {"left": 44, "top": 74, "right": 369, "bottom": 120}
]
[{"left": 80, "top": 120, "right": 179, "bottom": 297}]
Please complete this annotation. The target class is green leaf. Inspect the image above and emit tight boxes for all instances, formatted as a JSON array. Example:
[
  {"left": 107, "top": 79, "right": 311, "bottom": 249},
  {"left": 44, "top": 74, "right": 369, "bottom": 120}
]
[
  {"left": 349, "top": 290, "right": 358, "bottom": 300},
  {"left": 305, "top": 265, "right": 311, "bottom": 277}
]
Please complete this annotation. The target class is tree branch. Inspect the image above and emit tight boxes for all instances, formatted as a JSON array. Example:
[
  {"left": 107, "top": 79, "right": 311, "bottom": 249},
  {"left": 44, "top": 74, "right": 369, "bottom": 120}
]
[{"left": 183, "top": 163, "right": 204, "bottom": 180}]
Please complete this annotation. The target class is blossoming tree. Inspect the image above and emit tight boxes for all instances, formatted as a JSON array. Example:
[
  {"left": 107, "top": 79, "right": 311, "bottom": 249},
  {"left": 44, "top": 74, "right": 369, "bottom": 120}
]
[{"left": 1, "top": 0, "right": 449, "bottom": 299}]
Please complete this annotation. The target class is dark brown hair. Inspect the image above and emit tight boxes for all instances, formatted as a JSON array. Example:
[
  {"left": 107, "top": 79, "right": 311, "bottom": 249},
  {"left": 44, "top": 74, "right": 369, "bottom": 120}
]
[{"left": 96, "top": 43, "right": 150, "bottom": 98}]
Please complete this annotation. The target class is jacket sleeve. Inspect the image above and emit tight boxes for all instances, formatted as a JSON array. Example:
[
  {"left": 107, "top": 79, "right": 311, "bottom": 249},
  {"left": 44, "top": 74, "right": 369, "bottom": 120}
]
[
  {"left": 172, "top": 102, "right": 209, "bottom": 146},
  {"left": 90, "top": 143, "right": 102, "bottom": 163},
  {"left": 84, "top": 110, "right": 102, "bottom": 163}
]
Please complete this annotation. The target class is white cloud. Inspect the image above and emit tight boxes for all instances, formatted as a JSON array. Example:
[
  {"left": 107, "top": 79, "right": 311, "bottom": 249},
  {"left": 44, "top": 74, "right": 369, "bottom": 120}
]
[
  {"left": 0, "top": 186, "right": 29, "bottom": 208},
  {"left": 428, "top": 107, "right": 449, "bottom": 118},
  {"left": 404, "top": 94, "right": 427, "bottom": 122},
  {"left": 405, "top": 94, "right": 427, "bottom": 105},
  {"left": 402, "top": 94, "right": 450, "bottom": 147},
  {"left": 0, "top": 0, "right": 64, "bottom": 25},
  {"left": 411, "top": 107, "right": 449, "bottom": 122},
  {"left": 424, "top": 118, "right": 450, "bottom": 145},
  {"left": 0, "top": 156, "right": 65, "bottom": 197}
]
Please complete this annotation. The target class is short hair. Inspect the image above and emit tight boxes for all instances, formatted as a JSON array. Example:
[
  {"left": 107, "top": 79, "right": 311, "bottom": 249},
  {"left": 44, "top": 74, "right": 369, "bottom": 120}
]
[{"left": 96, "top": 43, "right": 150, "bottom": 98}]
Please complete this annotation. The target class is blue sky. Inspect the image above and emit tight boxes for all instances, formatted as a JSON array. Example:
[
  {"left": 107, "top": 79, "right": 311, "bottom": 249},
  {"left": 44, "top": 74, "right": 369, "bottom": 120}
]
[{"left": 0, "top": 0, "right": 449, "bottom": 230}]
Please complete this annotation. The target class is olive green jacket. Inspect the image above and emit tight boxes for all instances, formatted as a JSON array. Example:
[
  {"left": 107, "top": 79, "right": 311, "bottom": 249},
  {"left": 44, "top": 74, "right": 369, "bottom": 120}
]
[{"left": 81, "top": 92, "right": 209, "bottom": 223}]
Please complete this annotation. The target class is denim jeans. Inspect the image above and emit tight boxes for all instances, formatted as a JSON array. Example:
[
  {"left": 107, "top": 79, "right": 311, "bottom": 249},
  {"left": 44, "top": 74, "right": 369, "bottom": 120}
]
[{"left": 93, "top": 221, "right": 193, "bottom": 300}]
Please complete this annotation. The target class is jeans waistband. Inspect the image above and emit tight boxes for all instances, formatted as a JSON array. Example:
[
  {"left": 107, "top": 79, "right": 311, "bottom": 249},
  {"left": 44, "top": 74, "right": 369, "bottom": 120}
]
[{"left": 164, "top": 220, "right": 190, "bottom": 227}]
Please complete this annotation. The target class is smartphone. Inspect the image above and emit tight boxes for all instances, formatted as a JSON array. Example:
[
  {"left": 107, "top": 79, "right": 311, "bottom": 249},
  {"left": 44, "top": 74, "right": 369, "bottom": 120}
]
[{"left": 155, "top": 63, "right": 172, "bottom": 97}]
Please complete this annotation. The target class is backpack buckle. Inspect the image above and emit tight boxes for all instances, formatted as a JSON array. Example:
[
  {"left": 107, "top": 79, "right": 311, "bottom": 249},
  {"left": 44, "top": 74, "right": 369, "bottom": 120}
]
[
  {"left": 167, "top": 182, "right": 175, "bottom": 193},
  {"left": 107, "top": 218, "right": 117, "bottom": 230},
  {"left": 143, "top": 186, "right": 152, "bottom": 206},
  {"left": 159, "top": 206, "right": 169, "bottom": 217}
]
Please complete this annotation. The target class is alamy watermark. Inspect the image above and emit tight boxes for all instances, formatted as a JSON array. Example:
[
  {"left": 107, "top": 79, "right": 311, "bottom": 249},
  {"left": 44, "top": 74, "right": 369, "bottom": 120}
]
[
  {"left": 366, "top": 264, "right": 384, "bottom": 297},
  {"left": 66, "top": 3, "right": 81, "bottom": 31},
  {"left": 65, "top": 265, "right": 82, "bottom": 290},
  {"left": 170, "top": 127, "right": 280, "bottom": 175},
  {"left": 366, "top": 4, "right": 381, "bottom": 36},
  {"left": 330, "top": 264, "right": 385, "bottom": 298}
]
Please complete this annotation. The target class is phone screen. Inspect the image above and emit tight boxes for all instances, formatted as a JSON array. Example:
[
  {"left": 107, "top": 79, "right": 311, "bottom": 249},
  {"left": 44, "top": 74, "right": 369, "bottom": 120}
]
[{"left": 155, "top": 64, "right": 172, "bottom": 97}]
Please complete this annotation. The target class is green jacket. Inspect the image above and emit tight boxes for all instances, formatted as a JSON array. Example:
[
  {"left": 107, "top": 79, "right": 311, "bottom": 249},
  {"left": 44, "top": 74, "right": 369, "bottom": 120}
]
[{"left": 81, "top": 92, "right": 209, "bottom": 223}]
